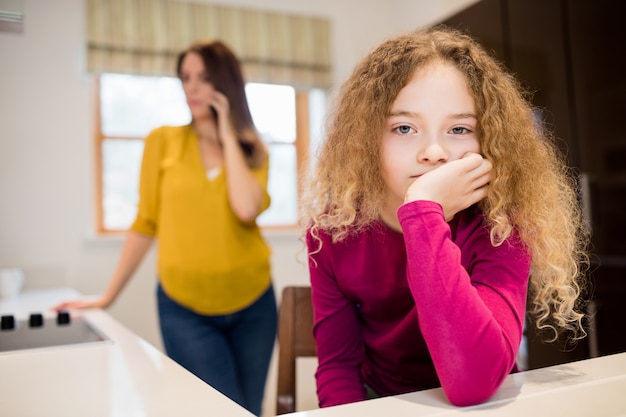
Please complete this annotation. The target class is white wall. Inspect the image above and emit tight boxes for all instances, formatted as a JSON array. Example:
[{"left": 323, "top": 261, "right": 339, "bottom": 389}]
[{"left": 0, "top": 0, "right": 477, "bottom": 415}]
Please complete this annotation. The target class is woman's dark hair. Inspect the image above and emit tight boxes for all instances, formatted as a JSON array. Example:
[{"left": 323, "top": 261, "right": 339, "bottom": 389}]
[{"left": 177, "top": 40, "right": 265, "bottom": 165}]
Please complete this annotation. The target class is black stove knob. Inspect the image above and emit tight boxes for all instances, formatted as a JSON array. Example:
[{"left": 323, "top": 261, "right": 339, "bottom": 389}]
[
  {"left": 29, "top": 313, "right": 44, "bottom": 328},
  {"left": 57, "top": 310, "right": 71, "bottom": 325},
  {"left": 1, "top": 315, "right": 15, "bottom": 330}
]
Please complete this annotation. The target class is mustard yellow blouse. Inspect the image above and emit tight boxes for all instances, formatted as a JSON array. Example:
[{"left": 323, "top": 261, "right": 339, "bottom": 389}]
[{"left": 131, "top": 125, "right": 272, "bottom": 315}]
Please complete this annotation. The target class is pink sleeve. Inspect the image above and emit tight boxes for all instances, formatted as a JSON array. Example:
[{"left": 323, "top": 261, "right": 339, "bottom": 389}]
[
  {"left": 306, "top": 231, "right": 368, "bottom": 407},
  {"left": 398, "top": 201, "right": 530, "bottom": 406}
]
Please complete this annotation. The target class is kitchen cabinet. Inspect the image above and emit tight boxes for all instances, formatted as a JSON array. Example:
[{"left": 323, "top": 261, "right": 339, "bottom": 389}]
[{"left": 441, "top": 0, "right": 626, "bottom": 369}]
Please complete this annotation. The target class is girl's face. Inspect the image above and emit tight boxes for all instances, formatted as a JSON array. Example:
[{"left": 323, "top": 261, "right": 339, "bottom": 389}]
[
  {"left": 381, "top": 62, "right": 480, "bottom": 212},
  {"left": 179, "top": 51, "right": 217, "bottom": 121}
]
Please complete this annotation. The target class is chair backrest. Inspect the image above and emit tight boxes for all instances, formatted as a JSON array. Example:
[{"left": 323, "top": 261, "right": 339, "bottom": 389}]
[{"left": 276, "top": 286, "right": 317, "bottom": 415}]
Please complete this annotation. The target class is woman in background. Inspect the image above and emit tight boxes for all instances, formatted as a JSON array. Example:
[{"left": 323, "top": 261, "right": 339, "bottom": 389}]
[{"left": 55, "top": 40, "right": 276, "bottom": 416}]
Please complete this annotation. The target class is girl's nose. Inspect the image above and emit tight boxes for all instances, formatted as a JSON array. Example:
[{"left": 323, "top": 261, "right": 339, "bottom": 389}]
[{"left": 417, "top": 138, "right": 448, "bottom": 164}]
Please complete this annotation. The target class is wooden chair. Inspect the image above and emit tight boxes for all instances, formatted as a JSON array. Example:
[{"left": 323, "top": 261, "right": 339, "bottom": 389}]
[{"left": 276, "top": 286, "right": 317, "bottom": 414}]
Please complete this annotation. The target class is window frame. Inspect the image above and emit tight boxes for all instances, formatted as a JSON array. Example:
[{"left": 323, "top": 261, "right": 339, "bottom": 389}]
[{"left": 92, "top": 75, "right": 312, "bottom": 235}]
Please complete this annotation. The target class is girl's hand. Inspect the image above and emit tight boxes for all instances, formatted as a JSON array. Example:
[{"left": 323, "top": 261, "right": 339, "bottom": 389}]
[
  {"left": 405, "top": 153, "right": 493, "bottom": 221},
  {"left": 209, "top": 91, "right": 237, "bottom": 144}
]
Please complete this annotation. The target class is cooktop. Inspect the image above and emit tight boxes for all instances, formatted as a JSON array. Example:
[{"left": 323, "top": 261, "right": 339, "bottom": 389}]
[{"left": 0, "top": 311, "right": 111, "bottom": 353}]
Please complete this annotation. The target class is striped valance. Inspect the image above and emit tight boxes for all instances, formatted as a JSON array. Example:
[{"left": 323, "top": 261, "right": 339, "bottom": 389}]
[{"left": 86, "top": 0, "right": 333, "bottom": 89}]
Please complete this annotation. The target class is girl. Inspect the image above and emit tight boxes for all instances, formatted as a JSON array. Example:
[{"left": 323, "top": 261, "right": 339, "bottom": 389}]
[{"left": 301, "top": 26, "right": 589, "bottom": 408}]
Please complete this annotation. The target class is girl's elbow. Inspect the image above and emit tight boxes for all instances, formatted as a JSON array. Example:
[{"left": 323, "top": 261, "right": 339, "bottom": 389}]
[
  {"left": 442, "top": 372, "right": 505, "bottom": 407},
  {"left": 441, "top": 347, "right": 515, "bottom": 406},
  {"left": 445, "top": 388, "right": 495, "bottom": 407}
]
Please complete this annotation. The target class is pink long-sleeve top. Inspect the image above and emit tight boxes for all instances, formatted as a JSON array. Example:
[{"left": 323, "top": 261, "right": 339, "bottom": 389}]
[{"left": 307, "top": 200, "right": 531, "bottom": 407}]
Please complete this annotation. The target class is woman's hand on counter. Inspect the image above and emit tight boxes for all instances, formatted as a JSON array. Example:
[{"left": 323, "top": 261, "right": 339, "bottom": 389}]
[{"left": 52, "top": 295, "right": 111, "bottom": 311}]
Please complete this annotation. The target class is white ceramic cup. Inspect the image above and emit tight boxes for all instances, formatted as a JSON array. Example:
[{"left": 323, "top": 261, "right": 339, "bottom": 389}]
[{"left": 0, "top": 268, "right": 25, "bottom": 299}]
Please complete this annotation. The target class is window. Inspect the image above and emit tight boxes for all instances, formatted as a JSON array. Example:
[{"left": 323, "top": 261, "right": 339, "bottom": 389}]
[{"left": 94, "top": 73, "right": 325, "bottom": 233}]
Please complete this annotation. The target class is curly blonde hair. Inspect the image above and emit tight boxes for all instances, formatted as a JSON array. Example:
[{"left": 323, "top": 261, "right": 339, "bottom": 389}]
[{"left": 301, "top": 26, "right": 590, "bottom": 341}]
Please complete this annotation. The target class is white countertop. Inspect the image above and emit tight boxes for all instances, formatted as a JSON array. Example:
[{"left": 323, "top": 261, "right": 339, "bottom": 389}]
[
  {"left": 2, "top": 289, "right": 626, "bottom": 417},
  {"left": 289, "top": 349, "right": 626, "bottom": 417},
  {"left": 0, "top": 288, "right": 255, "bottom": 417}
]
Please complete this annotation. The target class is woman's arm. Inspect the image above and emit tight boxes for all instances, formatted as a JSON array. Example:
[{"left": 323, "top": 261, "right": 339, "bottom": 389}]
[
  {"left": 53, "top": 231, "right": 154, "bottom": 310},
  {"left": 54, "top": 128, "right": 162, "bottom": 312},
  {"left": 97, "top": 231, "right": 154, "bottom": 307},
  {"left": 211, "top": 91, "right": 268, "bottom": 223}
]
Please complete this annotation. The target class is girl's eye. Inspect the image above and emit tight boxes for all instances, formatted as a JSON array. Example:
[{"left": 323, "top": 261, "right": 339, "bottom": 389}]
[
  {"left": 394, "top": 125, "right": 414, "bottom": 135},
  {"left": 450, "top": 126, "right": 471, "bottom": 134}
]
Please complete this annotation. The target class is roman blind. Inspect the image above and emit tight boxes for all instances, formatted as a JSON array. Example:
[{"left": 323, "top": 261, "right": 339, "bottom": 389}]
[{"left": 86, "top": 0, "right": 332, "bottom": 88}]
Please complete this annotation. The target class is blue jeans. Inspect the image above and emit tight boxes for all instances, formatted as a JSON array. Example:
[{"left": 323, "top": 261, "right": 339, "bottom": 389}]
[{"left": 157, "top": 283, "right": 277, "bottom": 416}]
